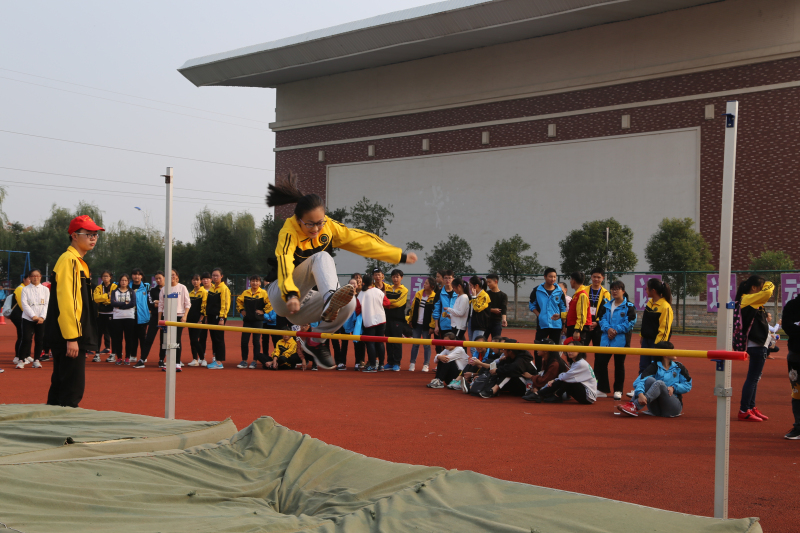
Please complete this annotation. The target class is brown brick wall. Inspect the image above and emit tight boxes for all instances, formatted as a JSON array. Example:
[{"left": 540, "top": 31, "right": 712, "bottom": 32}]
[{"left": 274, "top": 58, "right": 800, "bottom": 270}]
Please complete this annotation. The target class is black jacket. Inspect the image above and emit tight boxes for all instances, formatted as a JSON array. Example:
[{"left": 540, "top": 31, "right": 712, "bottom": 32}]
[
  {"left": 783, "top": 295, "right": 800, "bottom": 355},
  {"left": 496, "top": 350, "right": 536, "bottom": 379},
  {"left": 741, "top": 304, "right": 770, "bottom": 347}
]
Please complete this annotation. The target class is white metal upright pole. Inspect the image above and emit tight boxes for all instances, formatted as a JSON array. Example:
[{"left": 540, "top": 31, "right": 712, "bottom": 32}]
[
  {"left": 163, "top": 167, "right": 177, "bottom": 420},
  {"left": 714, "top": 100, "right": 738, "bottom": 519}
]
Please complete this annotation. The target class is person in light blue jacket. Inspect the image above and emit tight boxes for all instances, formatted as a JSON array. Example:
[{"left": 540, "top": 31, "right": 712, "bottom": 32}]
[
  {"left": 596, "top": 280, "right": 637, "bottom": 399},
  {"left": 433, "top": 271, "right": 457, "bottom": 338},
  {"left": 618, "top": 341, "right": 693, "bottom": 418},
  {"left": 529, "top": 268, "right": 567, "bottom": 369}
]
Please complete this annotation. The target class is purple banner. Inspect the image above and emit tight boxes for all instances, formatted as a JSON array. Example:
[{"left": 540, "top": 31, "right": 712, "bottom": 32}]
[
  {"left": 408, "top": 276, "right": 427, "bottom": 295},
  {"left": 706, "top": 274, "right": 736, "bottom": 313},
  {"left": 782, "top": 273, "right": 800, "bottom": 304},
  {"left": 633, "top": 274, "right": 662, "bottom": 311}
]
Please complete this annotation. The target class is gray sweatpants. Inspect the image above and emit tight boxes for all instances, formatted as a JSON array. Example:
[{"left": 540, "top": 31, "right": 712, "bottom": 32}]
[
  {"left": 638, "top": 377, "right": 683, "bottom": 417},
  {"left": 267, "top": 253, "right": 355, "bottom": 334}
]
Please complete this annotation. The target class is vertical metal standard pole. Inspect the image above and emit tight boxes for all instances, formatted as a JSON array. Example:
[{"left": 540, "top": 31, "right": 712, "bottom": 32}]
[
  {"left": 163, "top": 167, "right": 177, "bottom": 420},
  {"left": 714, "top": 101, "right": 738, "bottom": 519}
]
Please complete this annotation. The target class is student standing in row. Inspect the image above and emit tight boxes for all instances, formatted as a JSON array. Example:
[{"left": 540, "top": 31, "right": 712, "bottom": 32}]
[
  {"left": 237, "top": 275, "right": 270, "bottom": 369},
  {"left": 384, "top": 269, "right": 409, "bottom": 371},
  {"left": 407, "top": 276, "right": 436, "bottom": 372},
  {"left": 154, "top": 269, "right": 192, "bottom": 371},
  {"left": 334, "top": 276, "right": 360, "bottom": 370},
  {"left": 46, "top": 215, "right": 103, "bottom": 408},
  {"left": 110, "top": 274, "right": 137, "bottom": 365},
  {"left": 359, "top": 274, "right": 390, "bottom": 372},
  {"left": 129, "top": 268, "right": 153, "bottom": 364},
  {"left": 444, "top": 277, "right": 470, "bottom": 340},
  {"left": 557, "top": 272, "right": 592, "bottom": 345},
  {"left": 485, "top": 274, "right": 508, "bottom": 341},
  {"left": 92, "top": 271, "right": 116, "bottom": 363},
  {"left": 17, "top": 269, "right": 49, "bottom": 369},
  {"left": 782, "top": 289, "right": 800, "bottom": 439},
  {"left": 586, "top": 268, "right": 611, "bottom": 364},
  {"left": 530, "top": 267, "right": 566, "bottom": 368},
  {"left": 147, "top": 271, "right": 165, "bottom": 363},
  {"left": 10, "top": 273, "right": 31, "bottom": 364},
  {"left": 596, "top": 280, "right": 636, "bottom": 400},
  {"left": 468, "top": 276, "right": 490, "bottom": 342},
  {"left": 433, "top": 270, "right": 456, "bottom": 339},
  {"left": 736, "top": 275, "right": 774, "bottom": 422},
  {"left": 206, "top": 268, "right": 231, "bottom": 369},
  {"left": 186, "top": 273, "right": 208, "bottom": 367}
]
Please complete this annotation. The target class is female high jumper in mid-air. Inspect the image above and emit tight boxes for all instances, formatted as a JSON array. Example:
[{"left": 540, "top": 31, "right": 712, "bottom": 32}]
[{"left": 266, "top": 172, "right": 417, "bottom": 369}]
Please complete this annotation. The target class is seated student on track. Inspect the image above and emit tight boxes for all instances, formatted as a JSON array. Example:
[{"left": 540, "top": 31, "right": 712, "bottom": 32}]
[
  {"left": 266, "top": 172, "right": 417, "bottom": 370},
  {"left": 617, "top": 341, "right": 692, "bottom": 417},
  {"left": 460, "top": 336, "right": 505, "bottom": 393},
  {"left": 266, "top": 331, "right": 302, "bottom": 370},
  {"left": 523, "top": 340, "right": 569, "bottom": 402},
  {"left": 427, "top": 332, "right": 469, "bottom": 388},
  {"left": 596, "top": 280, "right": 637, "bottom": 400},
  {"left": 538, "top": 341, "right": 598, "bottom": 404},
  {"left": 478, "top": 339, "right": 537, "bottom": 398}
]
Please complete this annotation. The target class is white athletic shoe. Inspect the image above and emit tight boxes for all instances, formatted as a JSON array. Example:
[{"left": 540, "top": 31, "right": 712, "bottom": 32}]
[
  {"left": 421, "top": 365, "right": 429, "bottom": 372},
  {"left": 12, "top": 357, "right": 20, "bottom": 364},
  {"left": 15, "top": 363, "right": 25, "bottom": 369},
  {"left": 24, "top": 357, "right": 34, "bottom": 364},
  {"left": 0, "top": 368, "right": 4, "bottom": 373},
  {"left": 32, "top": 360, "right": 42, "bottom": 369},
  {"left": 626, "top": 390, "right": 634, "bottom": 398},
  {"left": 613, "top": 391, "right": 622, "bottom": 400},
  {"left": 200, "top": 360, "right": 208, "bottom": 367},
  {"left": 408, "top": 363, "right": 415, "bottom": 372},
  {"left": 596, "top": 391, "right": 607, "bottom": 398},
  {"left": 187, "top": 359, "right": 200, "bottom": 367}
]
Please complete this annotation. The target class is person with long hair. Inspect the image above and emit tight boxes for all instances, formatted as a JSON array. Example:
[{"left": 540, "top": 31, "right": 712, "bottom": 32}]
[
  {"left": 10, "top": 272, "right": 31, "bottom": 365},
  {"left": 91, "top": 270, "right": 116, "bottom": 362},
  {"left": 186, "top": 273, "right": 207, "bottom": 367},
  {"left": 556, "top": 272, "right": 592, "bottom": 345},
  {"left": 152, "top": 269, "right": 191, "bottom": 371},
  {"left": 637, "top": 278, "right": 674, "bottom": 375},
  {"left": 478, "top": 339, "right": 536, "bottom": 398},
  {"left": 205, "top": 268, "right": 231, "bottom": 369},
  {"left": 17, "top": 269, "right": 49, "bottom": 369},
  {"left": 443, "top": 277, "right": 470, "bottom": 341},
  {"left": 469, "top": 275, "right": 491, "bottom": 343},
  {"left": 427, "top": 332, "right": 469, "bottom": 388},
  {"left": 596, "top": 280, "right": 637, "bottom": 400},
  {"left": 109, "top": 273, "right": 137, "bottom": 366},
  {"left": 265, "top": 171, "right": 417, "bottom": 369},
  {"left": 407, "top": 276, "right": 436, "bottom": 372},
  {"left": 736, "top": 275, "right": 774, "bottom": 422},
  {"left": 522, "top": 340, "right": 569, "bottom": 402},
  {"left": 357, "top": 273, "right": 391, "bottom": 372},
  {"left": 782, "top": 288, "right": 800, "bottom": 439}
]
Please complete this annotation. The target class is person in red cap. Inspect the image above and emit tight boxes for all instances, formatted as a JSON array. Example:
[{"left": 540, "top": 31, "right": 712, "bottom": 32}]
[{"left": 45, "top": 215, "right": 104, "bottom": 407}]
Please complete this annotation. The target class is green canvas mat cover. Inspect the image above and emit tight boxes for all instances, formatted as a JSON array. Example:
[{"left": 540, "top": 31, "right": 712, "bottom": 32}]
[
  {"left": 0, "top": 413, "right": 760, "bottom": 533},
  {"left": 0, "top": 404, "right": 237, "bottom": 463}
]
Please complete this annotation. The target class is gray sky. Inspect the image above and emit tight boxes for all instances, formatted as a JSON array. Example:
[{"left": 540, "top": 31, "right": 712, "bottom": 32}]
[{"left": 1, "top": 0, "right": 432, "bottom": 241}]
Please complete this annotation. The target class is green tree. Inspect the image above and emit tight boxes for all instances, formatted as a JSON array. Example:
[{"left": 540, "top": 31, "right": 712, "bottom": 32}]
[
  {"left": 748, "top": 249, "right": 795, "bottom": 321},
  {"left": 91, "top": 221, "right": 163, "bottom": 276},
  {"left": 645, "top": 217, "right": 713, "bottom": 327},
  {"left": 559, "top": 218, "right": 637, "bottom": 278},
  {"left": 257, "top": 213, "right": 284, "bottom": 268},
  {"left": 487, "top": 235, "right": 542, "bottom": 320},
  {"left": 424, "top": 234, "right": 474, "bottom": 276},
  {"left": 192, "top": 208, "right": 260, "bottom": 276},
  {"left": 344, "top": 197, "right": 395, "bottom": 271}
]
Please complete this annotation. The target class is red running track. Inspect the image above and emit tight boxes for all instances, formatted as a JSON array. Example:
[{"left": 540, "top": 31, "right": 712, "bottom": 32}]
[{"left": 0, "top": 325, "right": 796, "bottom": 531}]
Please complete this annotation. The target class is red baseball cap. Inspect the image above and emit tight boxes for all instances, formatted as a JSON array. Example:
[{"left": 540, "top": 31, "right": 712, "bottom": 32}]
[{"left": 67, "top": 215, "right": 105, "bottom": 235}]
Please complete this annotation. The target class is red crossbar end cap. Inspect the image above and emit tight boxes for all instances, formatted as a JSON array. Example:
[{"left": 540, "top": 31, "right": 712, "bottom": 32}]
[
  {"left": 707, "top": 350, "right": 748, "bottom": 361},
  {"left": 158, "top": 320, "right": 166, "bottom": 326}
]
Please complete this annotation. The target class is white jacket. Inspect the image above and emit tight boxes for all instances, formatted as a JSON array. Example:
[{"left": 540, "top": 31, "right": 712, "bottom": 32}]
[
  {"left": 21, "top": 283, "right": 49, "bottom": 321},
  {"left": 557, "top": 358, "right": 598, "bottom": 402},
  {"left": 158, "top": 283, "right": 191, "bottom": 317},
  {"left": 437, "top": 347, "right": 469, "bottom": 370},
  {"left": 444, "top": 293, "right": 471, "bottom": 331},
  {"left": 358, "top": 287, "right": 388, "bottom": 328}
]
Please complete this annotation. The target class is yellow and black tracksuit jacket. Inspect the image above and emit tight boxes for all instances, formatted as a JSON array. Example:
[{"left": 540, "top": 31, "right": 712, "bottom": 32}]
[
  {"left": 236, "top": 287, "right": 272, "bottom": 322},
  {"left": 739, "top": 281, "right": 774, "bottom": 347},
  {"left": 385, "top": 284, "right": 409, "bottom": 322},
  {"left": 43, "top": 246, "right": 99, "bottom": 348},
  {"left": 588, "top": 285, "right": 611, "bottom": 319},
  {"left": 470, "top": 289, "right": 491, "bottom": 331},
  {"left": 407, "top": 289, "right": 436, "bottom": 329},
  {"left": 560, "top": 285, "right": 591, "bottom": 330},
  {"left": 188, "top": 287, "right": 207, "bottom": 324},
  {"left": 9, "top": 283, "right": 25, "bottom": 319},
  {"left": 204, "top": 282, "right": 231, "bottom": 320},
  {"left": 275, "top": 217, "right": 405, "bottom": 301},
  {"left": 273, "top": 338, "right": 299, "bottom": 368},
  {"left": 93, "top": 282, "right": 118, "bottom": 314},
  {"left": 641, "top": 297, "right": 674, "bottom": 343}
]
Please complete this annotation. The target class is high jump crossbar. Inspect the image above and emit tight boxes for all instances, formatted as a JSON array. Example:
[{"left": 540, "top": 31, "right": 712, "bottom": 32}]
[{"left": 159, "top": 321, "right": 748, "bottom": 361}]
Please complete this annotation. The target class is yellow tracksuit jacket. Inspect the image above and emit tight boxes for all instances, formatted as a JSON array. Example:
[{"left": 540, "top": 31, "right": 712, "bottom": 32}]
[
  {"left": 205, "top": 282, "right": 231, "bottom": 319},
  {"left": 275, "top": 217, "right": 403, "bottom": 301},
  {"left": 236, "top": 287, "right": 272, "bottom": 319},
  {"left": 642, "top": 297, "right": 674, "bottom": 343},
  {"left": 46, "top": 246, "right": 92, "bottom": 342},
  {"left": 560, "top": 285, "right": 591, "bottom": 330},
  {"left": 385, "top": 284, "right": 409, "bottom": 322}
]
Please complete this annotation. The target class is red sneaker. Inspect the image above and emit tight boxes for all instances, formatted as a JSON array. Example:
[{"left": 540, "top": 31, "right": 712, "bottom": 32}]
[
  {"left": 738, "top": 409, "right": 763, "bottom": 422},
  {"left": 617, "top": 401, "right": 638, "bottom": 417},
  {"left": 752, "top": 407, "right": 769, "bottom": 421}
]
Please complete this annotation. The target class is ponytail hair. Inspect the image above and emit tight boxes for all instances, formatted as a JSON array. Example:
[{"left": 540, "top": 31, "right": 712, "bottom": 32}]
[
  {"left": 647, "top": 278, "right": 672, "bottom": 304},
  {"left": 266, "top": 171, "right": 325, "bottom": 219},
  {"left": 610, "top": 280, "right": 630, "bottom": 302},
  {"left": 735, "top": 275, "right": 766, "bottom": 303},
  {"left": 469, "top": 275, "right": 487, "bottom": 292}
]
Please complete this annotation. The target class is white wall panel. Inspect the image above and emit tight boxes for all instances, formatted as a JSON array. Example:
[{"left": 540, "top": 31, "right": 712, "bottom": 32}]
[{"left": 327, "top": 129, "right": 699, "bottom": 284}]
